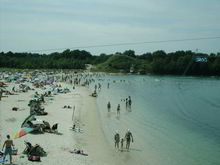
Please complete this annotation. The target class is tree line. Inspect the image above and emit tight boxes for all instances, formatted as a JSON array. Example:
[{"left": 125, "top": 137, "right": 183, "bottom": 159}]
[{"left": 0, "top": 49, "right": 220, "bottom": 76}]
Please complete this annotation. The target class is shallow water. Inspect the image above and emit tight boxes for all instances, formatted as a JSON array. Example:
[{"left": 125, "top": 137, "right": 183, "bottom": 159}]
[{"left": 93, "top": 75, "right": 220, "bottom": 165}]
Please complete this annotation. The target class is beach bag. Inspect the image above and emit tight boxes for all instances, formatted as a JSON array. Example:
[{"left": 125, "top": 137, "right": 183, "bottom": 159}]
[
  {"left": 28, "top": 155, "right": 41, "bottom": 161},
  {"left": 12, "top": 107, "right": 18, "bottom": 111}
]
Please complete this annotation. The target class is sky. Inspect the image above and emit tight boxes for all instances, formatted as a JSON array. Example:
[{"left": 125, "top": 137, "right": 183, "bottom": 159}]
[{"left": 0, "top": 0, "right": 220, "bottom": 55}]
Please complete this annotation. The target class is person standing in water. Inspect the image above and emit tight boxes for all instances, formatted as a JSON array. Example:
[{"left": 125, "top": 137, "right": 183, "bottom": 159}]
[
  {"left": 128, "top": 96, "right": 132, "bottom": 106},
  {"left": 114, "top": 131, "right": 120, "bottom": 149},
  {"left": 107, "top": 102, "right": 111, "bottom": 112},
  {"left": 125, "top": 129, "right": 134, "bottom": 150},
  {"left": 98, "top": 83, "right": 101, "bottom": 90},
  {"left": 117, "top": 104, "right": 120, "bottom": 115},
  {"left": 2, "top": 135, "right": 14, "bottom": 164},
  {"left": 120, "top": 138, "right": 124, "bottom": 150},
  {"left": 125, "top": 98, "right": 128, "bottom": 109}
]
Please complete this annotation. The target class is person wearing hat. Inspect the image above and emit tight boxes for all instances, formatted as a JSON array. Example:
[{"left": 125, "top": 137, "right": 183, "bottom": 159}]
[
  {"left": 114, "top": 131, "right": 120, "bottom": 149},
  {"left": 125, "top": 129, "right": 133, "bottom": 150}
]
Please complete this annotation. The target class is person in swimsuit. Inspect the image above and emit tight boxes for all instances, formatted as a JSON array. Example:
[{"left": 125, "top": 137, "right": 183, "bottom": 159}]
[
  {"left": 117, "top": 104, "right": 120, "bottom": 115},
  {"left": 114, "top": 131, "right": 120, "bottom": 149},
  {"left": 2, "top": 135, "right": 14, "bottom": 164},
  {"left": 125, "top": 129, "right": 134, "bottom": 150},
  {"left": 107, "top": 102, "right": 111, "bottom": 112}
]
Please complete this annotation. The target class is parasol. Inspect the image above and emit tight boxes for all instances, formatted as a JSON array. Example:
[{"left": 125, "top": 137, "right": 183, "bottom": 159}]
[{"left": 14, "top": 127, "right": 34, "bottom": 139}]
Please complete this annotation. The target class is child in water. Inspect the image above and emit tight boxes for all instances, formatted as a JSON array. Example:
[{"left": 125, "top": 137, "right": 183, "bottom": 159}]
[{"left": 120, "top": 138, "right": 124, "bottom": 150}]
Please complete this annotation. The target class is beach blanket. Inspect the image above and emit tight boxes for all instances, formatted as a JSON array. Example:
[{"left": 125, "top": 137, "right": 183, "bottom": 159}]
[{"left": 28, "top": 155, "right": 41, "bottom": 161}]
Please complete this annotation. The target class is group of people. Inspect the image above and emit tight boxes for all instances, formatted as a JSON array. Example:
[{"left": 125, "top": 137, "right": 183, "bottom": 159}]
[
  {"left": 107, "top": 102, "right": 121, "bottom": 115},
  {"left": 107, "top": 96, "right": 132, "bottom": 115},
  {"left": 114, "top": 129, "right": 134, "bottom": 151},
  {"left": 125, "top": 96, "right": 132, "bottom": 108}
]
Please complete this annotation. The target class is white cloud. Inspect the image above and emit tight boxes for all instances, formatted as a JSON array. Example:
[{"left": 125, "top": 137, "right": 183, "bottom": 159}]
[{"left": 0, "top": 0, "right": 220, "bottom": 54}]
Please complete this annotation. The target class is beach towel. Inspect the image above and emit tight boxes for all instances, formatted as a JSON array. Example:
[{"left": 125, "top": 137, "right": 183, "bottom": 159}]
[{"left": 28, "top": 155, "right": 41, "bottom": 161}]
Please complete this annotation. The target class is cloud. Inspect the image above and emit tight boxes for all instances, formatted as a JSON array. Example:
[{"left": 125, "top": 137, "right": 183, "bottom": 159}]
[{"left": 0, "top": 0, "right": 220, "bottom": 54}]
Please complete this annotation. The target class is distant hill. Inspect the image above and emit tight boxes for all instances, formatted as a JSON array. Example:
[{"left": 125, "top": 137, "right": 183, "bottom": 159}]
[{"left": 95, "top": 54, "right": 136, "bottom": 73}]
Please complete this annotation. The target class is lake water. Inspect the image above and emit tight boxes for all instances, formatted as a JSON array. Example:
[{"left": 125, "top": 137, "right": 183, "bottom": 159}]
[{"left": 92, "top": 75, "right": 220, "bottom": 165}]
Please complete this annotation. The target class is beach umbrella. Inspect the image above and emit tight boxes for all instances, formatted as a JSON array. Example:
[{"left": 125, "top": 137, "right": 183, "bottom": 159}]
[
  {"left": 14, "top": 127, "right": 34, "bottom": 139},
  {"left": 21, "top": 114, "right": 36, "bottom": 128}
]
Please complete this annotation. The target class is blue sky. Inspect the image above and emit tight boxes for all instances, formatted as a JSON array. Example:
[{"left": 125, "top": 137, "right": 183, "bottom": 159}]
[{"left": 0, "top": 0, "right": 220, "bottom": 55}]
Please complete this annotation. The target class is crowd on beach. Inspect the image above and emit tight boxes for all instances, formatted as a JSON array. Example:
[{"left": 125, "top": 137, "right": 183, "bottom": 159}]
[
  {"left": 0, "top": 71, "right": 81, "bottom": 163},
  {"left": 0, "top": 71, "right": 72, "bottom": 163},
  {"left": 1, "top": 71, "right": 135, "bottom": 164}
]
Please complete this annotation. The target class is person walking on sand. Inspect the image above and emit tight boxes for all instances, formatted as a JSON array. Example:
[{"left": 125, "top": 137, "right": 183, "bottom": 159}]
[
  {"left": 117, "top": 104, "right": 120, "bottom": 115},
  {"left": 114, "top": 131, "right": 120, "bottom": 149},
  {"left": 125, "top": 129, "right": 133, "bottom": 150},
  {"left": 2, "top": 135, "right": 14, "bottom": 164}
]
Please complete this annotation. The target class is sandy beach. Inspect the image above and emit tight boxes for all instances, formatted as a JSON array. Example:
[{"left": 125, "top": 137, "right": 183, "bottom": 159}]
[{"left": 0, "top": 80, "right": 125, "bottom": 165}]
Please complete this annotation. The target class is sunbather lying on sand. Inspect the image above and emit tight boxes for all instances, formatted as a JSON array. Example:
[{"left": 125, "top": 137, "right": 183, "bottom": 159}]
[
  {"left": 69, "top": 149, "right": 88, "bottom": 156},
  {"left": 23, "top": 141, "right": 46, "bottom": 157},
  {"left": 42, "top": 121, "right": 51, "bottom": 132}
]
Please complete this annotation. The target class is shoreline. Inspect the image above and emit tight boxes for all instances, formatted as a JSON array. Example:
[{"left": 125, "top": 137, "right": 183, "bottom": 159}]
[
  {"left": 1, "top": 69, "right": 220, "bottom": 79},
  {"left": 80, "top": 86, "right": 123, "bottom": 165}
]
